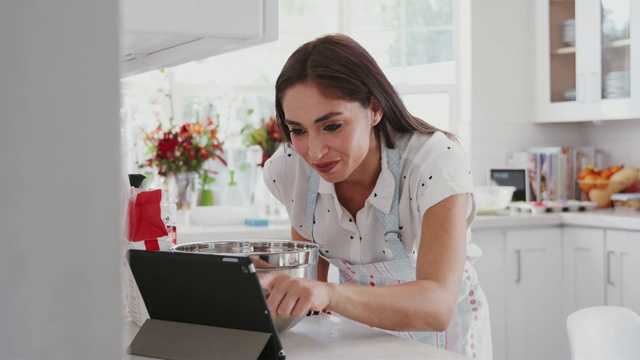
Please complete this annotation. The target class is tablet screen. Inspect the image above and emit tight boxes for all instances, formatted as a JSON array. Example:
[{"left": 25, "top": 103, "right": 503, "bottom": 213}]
[{"left": 489, "top": 168, "right": 529, "bottom": 202}]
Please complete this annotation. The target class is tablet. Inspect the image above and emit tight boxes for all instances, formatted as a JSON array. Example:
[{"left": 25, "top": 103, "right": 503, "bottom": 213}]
[
  {"left": 488, "top": 166, "right": 530, "bottom": 202},
  {"left": 127, "top": 249, "right": 286, "bottom": 360}
]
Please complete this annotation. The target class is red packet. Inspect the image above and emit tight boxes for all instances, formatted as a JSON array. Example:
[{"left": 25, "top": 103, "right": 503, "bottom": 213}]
[{"left": 126, "top": 188, "right": 168, "bottom": 249}]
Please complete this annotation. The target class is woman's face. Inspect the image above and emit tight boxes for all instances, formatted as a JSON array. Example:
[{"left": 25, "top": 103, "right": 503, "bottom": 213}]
[{"left": 281, "top": 82, "right": 383, "bottom": 183}]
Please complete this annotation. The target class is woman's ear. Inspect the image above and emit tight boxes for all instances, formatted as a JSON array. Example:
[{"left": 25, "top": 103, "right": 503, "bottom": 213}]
[{"left": 370, "top": 97, "right": 384, "bottom": 126}]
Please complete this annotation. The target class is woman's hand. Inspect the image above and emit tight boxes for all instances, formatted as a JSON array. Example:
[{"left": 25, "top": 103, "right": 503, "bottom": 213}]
[{"left": 259, "top": 272, "right": 333, "bottom": 318}]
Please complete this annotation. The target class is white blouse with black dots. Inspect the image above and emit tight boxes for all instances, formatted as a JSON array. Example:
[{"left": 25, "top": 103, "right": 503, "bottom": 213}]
[{"left": 263, "top": 131, "right": 477, "bottom": 266}]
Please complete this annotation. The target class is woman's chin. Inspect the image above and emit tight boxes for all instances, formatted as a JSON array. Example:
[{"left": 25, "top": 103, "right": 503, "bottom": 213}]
[{"left": 318, "top": 170, "right": 346, "bottom": 184}]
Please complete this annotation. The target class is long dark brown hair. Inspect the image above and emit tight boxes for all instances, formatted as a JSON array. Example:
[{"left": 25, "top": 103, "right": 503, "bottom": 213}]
[{"left": 275, "top": 33, "right": 454, "bottom": 148}]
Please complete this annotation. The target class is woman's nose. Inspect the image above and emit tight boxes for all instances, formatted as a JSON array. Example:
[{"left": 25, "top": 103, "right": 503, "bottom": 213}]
[{"left": 307, "top": 134, "right": 328, "bottom": 160}]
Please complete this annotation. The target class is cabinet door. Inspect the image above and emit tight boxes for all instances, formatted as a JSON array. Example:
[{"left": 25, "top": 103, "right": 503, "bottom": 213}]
[
  {"left": 561, "top": 227, "right": 606, "bottom": 359},
  {"left": 605, "top": 229, "right": 640, "bottom": 314},
  {"left": 536, "top": 0, "right": 598, "bottom": 122},
  {"left": 505, "top": 228, "right": 564, "bottom": 360},
  {"left": 536, "top": 0, "right": 640, "bottom": 122},
  {"left": 598, "top": 0, "right": 639, "bottom": 119},
  {"left": 562, "top": 227, "right": 606, "bottom": 315},
  {"left": 472, "top": 229, "right": 507, "bottom": 360}
]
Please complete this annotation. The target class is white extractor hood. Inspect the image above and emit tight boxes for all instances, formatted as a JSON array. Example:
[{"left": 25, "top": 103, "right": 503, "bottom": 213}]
[{"left": 121, "top": 0, "right": 278, "bottom": 78}]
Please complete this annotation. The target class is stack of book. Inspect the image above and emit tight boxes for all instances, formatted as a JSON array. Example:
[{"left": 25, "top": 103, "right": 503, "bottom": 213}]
[{"left": 506, "top": 146, "right": 605, "bottom": 201}]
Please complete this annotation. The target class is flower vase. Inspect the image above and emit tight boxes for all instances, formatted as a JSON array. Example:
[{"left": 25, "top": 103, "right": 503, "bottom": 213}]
[{"left": 167, "top": 171, "right": 199, "bottom": 212}]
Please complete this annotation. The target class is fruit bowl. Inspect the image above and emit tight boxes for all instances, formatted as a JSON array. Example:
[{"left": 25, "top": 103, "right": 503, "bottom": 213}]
[
  {"left": 577, "top": 179, "right": 640, "bottom": 194},
  {"left": 474, "top": 186, "right": 516, "bottom": 214},
  {"left": 577, "top": 166, "right": 640, "bottom": 207},
  {"left": 579, "top": 180, "right": 640, "bottom": 207}
]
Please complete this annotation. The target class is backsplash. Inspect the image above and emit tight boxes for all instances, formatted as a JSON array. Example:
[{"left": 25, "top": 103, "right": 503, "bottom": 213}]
[
  {"left": 469, "top": 118, "right": 640, "bottom": 190},
  {"left": 584, "top": 120, "right": 640, "bottom": 168}
]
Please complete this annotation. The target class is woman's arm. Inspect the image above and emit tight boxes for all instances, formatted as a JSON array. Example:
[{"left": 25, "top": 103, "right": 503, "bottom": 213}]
[{"left": 260, "top": 193, "right": 469, "bottom": 332}]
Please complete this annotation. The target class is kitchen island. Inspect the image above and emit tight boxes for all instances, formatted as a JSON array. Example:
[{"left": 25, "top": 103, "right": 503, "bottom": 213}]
[{"left": 123, "top": 314, "right": 469, "bottom": 359}]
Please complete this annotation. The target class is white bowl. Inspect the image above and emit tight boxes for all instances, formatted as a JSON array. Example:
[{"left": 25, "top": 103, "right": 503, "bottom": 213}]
[{"left": 474, "top": 186, "right": 516, "bottom": 214}]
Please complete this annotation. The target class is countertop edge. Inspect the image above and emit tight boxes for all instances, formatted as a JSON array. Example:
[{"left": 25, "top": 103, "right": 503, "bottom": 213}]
[{"left": 472, "top": 210, "right": 640, "bottom": 231}]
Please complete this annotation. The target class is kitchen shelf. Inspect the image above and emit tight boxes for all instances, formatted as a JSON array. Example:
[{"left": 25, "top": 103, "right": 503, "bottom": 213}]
[
  {"left": 603, "top": 38, "right": 631, "bottom": 49},
  {"left": 552, "top": 46, "right": 576, "bottom": 55},
  {"left": 552, "top": 39, "right": 629, "bottom": 56}
]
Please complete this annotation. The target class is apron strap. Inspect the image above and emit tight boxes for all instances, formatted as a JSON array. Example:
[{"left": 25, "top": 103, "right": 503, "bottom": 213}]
[
  {"left": 305, "top": 148, "right": 408, "bottom": 260},
  {"left": 373, "top": 148, "right": 407, "bottom": 260},
  {"left": 305, "top": 170, "right": 321, "bottom": 242}
]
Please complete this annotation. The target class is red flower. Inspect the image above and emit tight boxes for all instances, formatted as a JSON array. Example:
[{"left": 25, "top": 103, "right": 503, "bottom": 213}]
[
  {"left": 266, "top": 116, "right": 282, "bottom": 142},
  {"left": 241, "top": 115, "right": 283, "bottom": 167},
  {"left": 139, "top": 116, "right": 227, "bottom": 177},
  {"left": 157, "top": 136, "right": 179, "bottom": 155}
]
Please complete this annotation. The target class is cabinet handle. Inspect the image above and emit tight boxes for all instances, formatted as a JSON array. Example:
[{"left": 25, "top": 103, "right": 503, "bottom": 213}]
[
  {"left": 515, "top": 250, "right": 521, "bottom": 283},
  {"left": 577, "top": 74, "right": 586, "bottom": 103},
  {"left": 607, "top": 251, "right": 615, "bottom": 285},
  {"left": 589, "top": 72, "right": 598, "bottom": 102}
]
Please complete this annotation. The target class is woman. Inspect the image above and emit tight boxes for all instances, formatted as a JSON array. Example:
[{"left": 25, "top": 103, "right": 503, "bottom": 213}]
[{"left": 261, "top": 34, "right": 492, "bottom": 359}]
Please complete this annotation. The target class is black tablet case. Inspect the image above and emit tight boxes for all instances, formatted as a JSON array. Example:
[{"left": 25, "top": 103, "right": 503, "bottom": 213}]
[{"left": 127, "top": 249, "right": 286, "bottom": 360}]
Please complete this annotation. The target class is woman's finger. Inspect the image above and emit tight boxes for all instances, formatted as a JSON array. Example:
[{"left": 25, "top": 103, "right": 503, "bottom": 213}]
[
  {"left": 258, "top": 272, "right": 273, "bottom": 291},
  {"left": 274, "top": 293, "right": 300, "bottom": 318},
  {"left": 290, "top": 297, "right": 312, "bottom": 318}
]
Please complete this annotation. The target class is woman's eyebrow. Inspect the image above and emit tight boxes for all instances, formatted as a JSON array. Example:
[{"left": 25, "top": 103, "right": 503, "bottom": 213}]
[{"left": 285, "top": 112, "right": 343, "bottom": 126}]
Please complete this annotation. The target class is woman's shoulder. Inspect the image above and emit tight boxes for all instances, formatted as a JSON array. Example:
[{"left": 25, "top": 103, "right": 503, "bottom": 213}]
[{"left": 399, "top": 131, "right": 466, "bottom": 164}]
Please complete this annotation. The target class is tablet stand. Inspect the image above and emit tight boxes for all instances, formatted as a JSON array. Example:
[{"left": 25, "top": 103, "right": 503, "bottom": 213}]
[{"left": 129, "top": 318, "right": 275, "bottom": 360}]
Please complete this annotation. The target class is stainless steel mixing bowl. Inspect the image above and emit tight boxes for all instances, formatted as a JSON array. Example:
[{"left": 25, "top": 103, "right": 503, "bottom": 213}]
[{"left": 171, "top": 240, "right": 320, "bottom": 332}]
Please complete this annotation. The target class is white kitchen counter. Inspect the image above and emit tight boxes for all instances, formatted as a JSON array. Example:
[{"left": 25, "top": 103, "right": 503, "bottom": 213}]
[
  {"left": 123, "top": 315, "right": 469, "bottom": 359},
  {"left": 176, "top": 209, "right": 640, "bottom": 244},
  {"left": 177, "top": 222, "right": 291, "bottom": 243},
  {"left": 472, "top": 209, "right": 640, "bottom": 231}
]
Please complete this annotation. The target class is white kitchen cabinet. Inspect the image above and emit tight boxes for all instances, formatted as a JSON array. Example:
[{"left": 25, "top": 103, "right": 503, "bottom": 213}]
[
  {"left": 505, "top": 228, "right": 564, "bottom": 360},
  {"left": 121, "top": 0, "right": 279, "bottom": 78},
  {"left": 561, "top": 228, "right": 640, "bottom": 315},
  {"left": 472, "top": 227, "right": 564, "bottom": 360},
  {"left": 562, "top": 227, "right": 606, "bottom": 313},
  {"left": 605, "top": 229, "right": 640, "bottom": 314},
  {"left": 561, "top": 227, "right": 606, "bottom": 358},
  {"left": 561, "top": 227, "right": 640, "bottom": 360},
  {"left": 535, "top": 0, "right": 640, "bottom": 122}
]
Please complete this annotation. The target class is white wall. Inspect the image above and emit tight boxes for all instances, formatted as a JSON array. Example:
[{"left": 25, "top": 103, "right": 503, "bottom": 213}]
[
  {"left": 0, "top": 1, "right": 122, "bottom": 358},
  {"left": 466, "top": 0, "right": 640, "bottom": 186},
  {"left": 584, "top": 120, "right": 640, "bottom": 168}
]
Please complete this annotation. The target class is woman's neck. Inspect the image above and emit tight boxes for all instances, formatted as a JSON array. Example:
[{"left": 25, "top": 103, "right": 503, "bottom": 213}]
[
  {"left": 334, "top": 135, "right": 382, "bottom": 219},
  {"left": 343, "top": 135, "right": 382, "bottom": 189}
]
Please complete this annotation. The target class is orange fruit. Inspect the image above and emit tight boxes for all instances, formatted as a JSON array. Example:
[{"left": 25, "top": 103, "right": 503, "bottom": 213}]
[
  {"left": 596, "top": 171, "right": 610, "bottom": 189},
  {"left": 578, "top": 168, "right": 595, "bottom": 180},
  {"left": 579, "top": 174, "right": 599, "bottom": 193}
]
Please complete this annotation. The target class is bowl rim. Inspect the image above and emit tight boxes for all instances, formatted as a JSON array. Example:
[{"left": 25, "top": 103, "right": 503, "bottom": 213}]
[{"left": 171, "top": 239, "right": 322, "bottom": 255}]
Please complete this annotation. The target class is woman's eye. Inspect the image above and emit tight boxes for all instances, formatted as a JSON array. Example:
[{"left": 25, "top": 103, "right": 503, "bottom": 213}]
[
  {"left": 324, "top": 123, "right": 342, "bottom": 132},
  {"left": 290, "top": 128, "right": 306, "bottom": 136}
]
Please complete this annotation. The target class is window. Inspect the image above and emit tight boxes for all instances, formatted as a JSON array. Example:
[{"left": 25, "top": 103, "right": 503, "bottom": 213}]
[{"left": 121, "top": 0, "right": 460, "bottom": 174}]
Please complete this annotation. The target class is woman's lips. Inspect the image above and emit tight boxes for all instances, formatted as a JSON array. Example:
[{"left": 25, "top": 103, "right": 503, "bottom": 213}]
[{"left": 314, "top": 161, "right": 338, "bottom": 174}]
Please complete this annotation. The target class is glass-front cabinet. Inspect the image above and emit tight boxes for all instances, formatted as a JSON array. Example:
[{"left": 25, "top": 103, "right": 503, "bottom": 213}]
[{"left": 535, "top": 0, "right": 640, "bottom": 122}]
